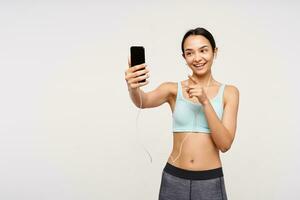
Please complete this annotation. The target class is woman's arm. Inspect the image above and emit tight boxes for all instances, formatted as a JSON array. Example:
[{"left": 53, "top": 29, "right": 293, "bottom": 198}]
[
  {"left": 127, "top": 82, "right": 173, "bottom": 109},
  {"left": 202, "top": 85, "right": 240, "bottom": 153},
  {"left": 125, "top": 63, "right": 173, "bottom": 109}
]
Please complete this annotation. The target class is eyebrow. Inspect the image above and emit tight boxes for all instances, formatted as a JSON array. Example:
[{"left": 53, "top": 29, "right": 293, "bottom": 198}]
[{"left": 184, "top": 45, "right": 209, "bottom": 52}]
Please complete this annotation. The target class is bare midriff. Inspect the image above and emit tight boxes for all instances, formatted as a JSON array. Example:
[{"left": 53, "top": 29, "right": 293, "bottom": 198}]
[
  {"left": 167, "top": 132, "right": 222, "bottom": 171},
  {"left": 167, "top": 81, "right": 223, "bottom": 171}
]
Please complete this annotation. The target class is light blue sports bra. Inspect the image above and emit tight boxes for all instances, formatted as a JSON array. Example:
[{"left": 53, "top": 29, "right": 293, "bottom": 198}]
[{"left": 172, "top": 81, "right": 226, "bottom": 133}]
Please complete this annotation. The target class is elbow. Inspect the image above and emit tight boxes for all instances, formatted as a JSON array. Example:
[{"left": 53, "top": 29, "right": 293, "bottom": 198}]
[
  {"left": 219, "top": 132, "right": 234, "bottom": 153},
  {"left": 134, "top": 102, "right": 146, "bottom": 109},
  {"left": 220, "top": 148, "right": 229, "bottom": 153},
  {"left": 139, "top": 104, "right": 147, "bottom": 109},
  {"left": 135, "top": 104, "right": 143, "bottom": 109},
  {"left": 219, "top": 145, "right": 231, "bottom": 153}
]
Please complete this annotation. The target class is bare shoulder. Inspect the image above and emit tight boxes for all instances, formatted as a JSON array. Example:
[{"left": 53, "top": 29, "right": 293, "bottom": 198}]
[
  {"left": 225, "top": 84, "right": 239, "bottom": 95},
  {"left": 224, "top": 84, "right": 240, "bottom": 105}
]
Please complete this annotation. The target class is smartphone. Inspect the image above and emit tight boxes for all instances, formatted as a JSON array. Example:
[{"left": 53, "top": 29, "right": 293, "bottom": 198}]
[{"left": 130, "top": 46, "right": 146, "bottom": 83}]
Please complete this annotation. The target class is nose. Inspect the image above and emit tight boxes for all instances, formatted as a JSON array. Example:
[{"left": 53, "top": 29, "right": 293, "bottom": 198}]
[{"left": 194, "top": 52, "right": 202, "bottom": 62}]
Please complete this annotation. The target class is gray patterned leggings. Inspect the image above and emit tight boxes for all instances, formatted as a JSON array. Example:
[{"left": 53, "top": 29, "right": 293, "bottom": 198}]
[{"left": 158, "top": 162, "right": 228, "bottom": 200}]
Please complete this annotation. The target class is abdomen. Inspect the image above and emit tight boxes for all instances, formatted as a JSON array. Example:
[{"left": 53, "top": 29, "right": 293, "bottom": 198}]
[{"left": 168, "top": 132, "right": 222, "bottom": 170}]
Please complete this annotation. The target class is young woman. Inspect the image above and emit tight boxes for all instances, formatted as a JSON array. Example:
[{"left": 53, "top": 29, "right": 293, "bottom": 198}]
[{"left": 125, "top": 27, "right": 239, "bottom": 200}]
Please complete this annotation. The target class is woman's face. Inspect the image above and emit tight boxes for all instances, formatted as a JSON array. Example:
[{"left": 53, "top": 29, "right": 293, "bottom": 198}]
[{"left": 182, "top": 35, "right": 217, "bottom": 76}]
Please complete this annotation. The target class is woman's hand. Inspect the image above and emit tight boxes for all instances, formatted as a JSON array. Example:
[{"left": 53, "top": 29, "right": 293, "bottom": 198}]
[
  {"left": 124, "top": 57, "right": 150, "bottom": 90},
  {"left": 185, "top": 75, "right": 209, "bottom": 105}
]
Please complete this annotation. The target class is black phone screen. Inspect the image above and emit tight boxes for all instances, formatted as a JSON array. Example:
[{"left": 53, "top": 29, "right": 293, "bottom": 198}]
[
  {"left": 130, "top": 46, "right": 145, "bottom": 67},
  {"left": 130, "top": 46, "right": 146, "bottom": 83}
]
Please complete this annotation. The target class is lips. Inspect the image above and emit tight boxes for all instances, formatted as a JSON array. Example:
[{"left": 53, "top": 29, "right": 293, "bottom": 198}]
[{"left": 193, "top": 63, "right": 206, "bottom": 69}]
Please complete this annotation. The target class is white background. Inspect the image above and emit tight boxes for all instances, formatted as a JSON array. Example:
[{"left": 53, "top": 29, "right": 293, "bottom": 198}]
[{"left": 0, "top": 1, "right": 299, "bottom": 199}]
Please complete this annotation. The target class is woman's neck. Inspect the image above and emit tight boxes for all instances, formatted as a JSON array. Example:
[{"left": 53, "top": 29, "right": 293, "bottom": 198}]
[{"left": 190, "top": 73, "right": 213, "bottom": 86}]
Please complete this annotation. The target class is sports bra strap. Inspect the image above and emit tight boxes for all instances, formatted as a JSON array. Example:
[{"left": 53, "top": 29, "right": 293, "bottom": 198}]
[
  {"left": 177, "top": 82, "right": 183, "bottom": 99},
  {"left": 214, "top": 84, "right": 225, "bottom": 104},
  {"left": 177, "top": 81, "right": 226, "bottom": 101},
  {"left": 219, "top": 84, "right": 226, "bottom": 99}
]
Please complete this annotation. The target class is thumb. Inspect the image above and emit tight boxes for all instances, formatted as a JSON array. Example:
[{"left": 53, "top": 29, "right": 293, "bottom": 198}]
[{"left": 128, "top": 55, "right": 131, "bottom": 67}]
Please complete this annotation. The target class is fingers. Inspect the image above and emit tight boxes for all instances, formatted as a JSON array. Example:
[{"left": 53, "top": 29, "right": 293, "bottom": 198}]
[
  {"left": 127, "top": 72, "right": 149, "bottom": 84},
  {"left": 129, "top": 80, "right": 149, "bottom": 89},
  {"left": 125, "top": 63, "right": 147, "bottom": 77},
  {"left": 128, "top": 56, "right": 131, "bottom": 67},
  {"left": 186, "top": 87, "right": 205, "bottom": 97},
  {"left": 185, "top": 84, "right": 197, "bottom": 94},
  {"left": 188, "top": 75, "right": 198, "bottom": 84},
  {"left": 125, "top": 62, "right": 150, "bottom": 90},
  {"left": 187, "top": 87, "right": 205, "bottom": 93},
  {"left": 131, "top": 80, "right": 149, "bottom": 89},
  {"left": 129, "top": 63, "right": 147, "bottom": 73},
  {"left": 187, "top": 90, "right": 199, "bottom": 99},
  {"left": 125, "top": 67, "right": 149, "bottom": 81},
  {"left": 187, "top": 90, "right": 201, "bottom": 99},
  {"left": 125, "top": 63, "right": 146, "bottom": 74}
]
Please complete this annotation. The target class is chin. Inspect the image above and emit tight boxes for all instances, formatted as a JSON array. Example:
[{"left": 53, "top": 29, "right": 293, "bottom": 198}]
[{"left": 193, "top": 69, "right": 207, "bottom": 75}]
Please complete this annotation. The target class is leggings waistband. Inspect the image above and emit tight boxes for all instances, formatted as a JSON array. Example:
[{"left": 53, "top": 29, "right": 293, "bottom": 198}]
[{"left": 163, "top": 162, "right": 224, "bottom": 180}]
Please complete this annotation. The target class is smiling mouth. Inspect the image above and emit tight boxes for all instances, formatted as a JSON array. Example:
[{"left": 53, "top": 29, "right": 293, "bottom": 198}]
[{"left": 193, "top": 63, "right": 206, "bottom": 69}]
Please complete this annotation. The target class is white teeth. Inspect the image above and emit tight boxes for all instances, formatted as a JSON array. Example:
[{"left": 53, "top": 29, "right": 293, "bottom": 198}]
[{"left": 194, "top": 63, "right": 205, "bottom": 67}]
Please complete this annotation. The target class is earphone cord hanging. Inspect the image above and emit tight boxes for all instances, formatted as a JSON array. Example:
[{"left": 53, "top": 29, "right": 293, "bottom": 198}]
[
  {"left": 136, "top": 88, "right": 153, "bottom": 163},
  {"left": 170, "top": 74, "right": 212, "bottom": 163}
]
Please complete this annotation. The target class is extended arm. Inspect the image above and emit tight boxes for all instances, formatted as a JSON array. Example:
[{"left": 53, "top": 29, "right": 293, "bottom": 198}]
[{"left": 202, "top": 85, "right": 240, "bottom": 153}]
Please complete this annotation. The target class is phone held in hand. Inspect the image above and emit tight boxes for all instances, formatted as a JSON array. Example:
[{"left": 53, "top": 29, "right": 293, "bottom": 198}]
[{"left": 130, "top": 46, "right": 146, "bottom": 83}]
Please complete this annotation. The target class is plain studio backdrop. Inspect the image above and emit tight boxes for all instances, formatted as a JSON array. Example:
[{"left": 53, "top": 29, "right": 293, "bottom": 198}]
[{"left": 0, "top": 1, "right": 299, "bottom": 199}]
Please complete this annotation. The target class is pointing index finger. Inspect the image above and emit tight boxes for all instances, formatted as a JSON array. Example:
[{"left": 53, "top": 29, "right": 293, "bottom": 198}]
[{"left": 188, "top": 75, "right": 198, "bottom": 85}]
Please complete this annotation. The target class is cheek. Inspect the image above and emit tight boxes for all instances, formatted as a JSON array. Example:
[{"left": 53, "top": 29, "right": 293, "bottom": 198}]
[
  {"left": 203, "top": 53, "right": 214, "bottom": 61},
  {"left": 185, "top": 57, "right": 194, "bottom": 63}
]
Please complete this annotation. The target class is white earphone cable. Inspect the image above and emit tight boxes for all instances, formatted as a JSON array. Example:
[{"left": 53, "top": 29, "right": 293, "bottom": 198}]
[
  {"left": 170, "top": 74, "right": 212, "bottom": 163},
  {"left": 136, "top": 85, "right": 153, "bottom": 163}
]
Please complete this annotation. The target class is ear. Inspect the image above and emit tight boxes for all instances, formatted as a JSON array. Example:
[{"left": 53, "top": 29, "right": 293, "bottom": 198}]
[
  {"left": 182, "top": 53, "right": 185, "bottom": 59},
  {"left": 214, "top": 47, "right": 218, "bottom": 59}
]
